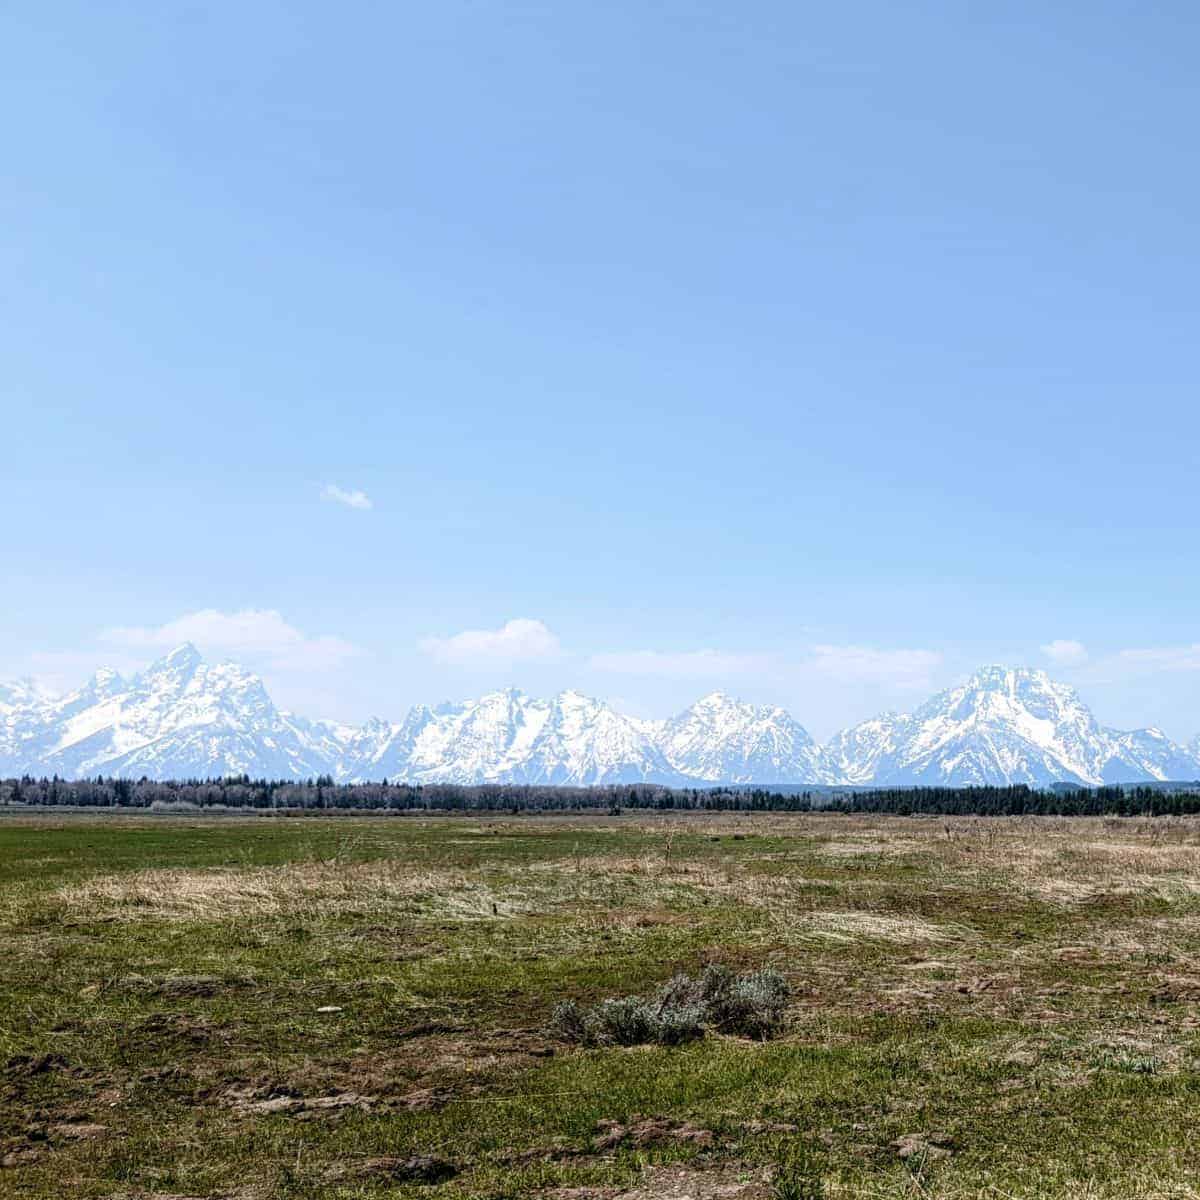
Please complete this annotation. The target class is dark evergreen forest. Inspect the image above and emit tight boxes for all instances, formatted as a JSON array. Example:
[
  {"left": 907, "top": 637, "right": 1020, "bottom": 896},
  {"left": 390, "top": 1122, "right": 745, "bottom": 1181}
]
[{"left": 3, "top": 775, "right": 1200, "bottom": 817}]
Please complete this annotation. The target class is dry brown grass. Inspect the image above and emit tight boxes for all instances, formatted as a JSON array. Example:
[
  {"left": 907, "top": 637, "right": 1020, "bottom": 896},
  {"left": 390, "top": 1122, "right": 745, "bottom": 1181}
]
[
  {"left": 52, "top": 860, "right": 528, "bottom": 922},
  {"left": 792, "top": 909, "right": 971, "bottom": 944}
]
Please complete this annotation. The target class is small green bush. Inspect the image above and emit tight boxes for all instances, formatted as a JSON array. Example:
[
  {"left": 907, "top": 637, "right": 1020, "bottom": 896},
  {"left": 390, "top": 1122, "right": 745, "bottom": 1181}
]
[{"left": 550, "top": 965, "right": 789, "bottom": 1047}]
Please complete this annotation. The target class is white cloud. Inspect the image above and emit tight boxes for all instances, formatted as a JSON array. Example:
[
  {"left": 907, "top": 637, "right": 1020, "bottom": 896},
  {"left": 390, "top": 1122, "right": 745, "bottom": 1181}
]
[
  {"left": 589, "top": 649, "right": 770, "bottom": 679},
  {"left": 1117, "top": 644, "right": 1200, "bottom": 673},
  {"left": 321, "top": 483, "right": 373, "bottom": 510},
  {"left": 1041, "top": 639, "right": 1089, "bottom": 667},
  {"left": 805, "top": 645, "right": 942, "bottom": 689},
  {"left": 100, "top": 609, "right": 362, "bottom": 671},
  {"left": 419, "top": 618, "right": 562, "bottom": 665}
]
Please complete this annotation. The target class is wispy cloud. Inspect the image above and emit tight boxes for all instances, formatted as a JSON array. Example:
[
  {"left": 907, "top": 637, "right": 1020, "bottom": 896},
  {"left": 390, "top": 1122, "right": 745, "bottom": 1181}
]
[
  {"left": 100, "top": 609, "right": 362, "bottom": 671},
  {"left": 589, "top": 649, "right": 770, "bottom": 679},
  {"left": 419, "top": 618, "right": 562, "bottom": 665},
  {"left": 321, "top": 483, "right": 373, "bottom": 510},
  {"left": 1117, "top": 644, "right": 1200, "bottom": 673},
  {"left": 1041, "top": 639, "right": 1089, "bottom": 667}
]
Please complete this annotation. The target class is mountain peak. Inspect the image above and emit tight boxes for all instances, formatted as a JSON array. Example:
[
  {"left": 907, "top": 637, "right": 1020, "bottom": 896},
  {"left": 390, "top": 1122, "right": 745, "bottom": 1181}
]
[
  {"left": 80, "top": 666, "right": 125, "bottom": 700},
  {"left": 150, "top": 643, "right": 203, "bottom": 672},
  {"left": 2, "top": 656, "right": 1197, "bottom": 787},
  {"left": 0, "top": 677, "right": 54, "bottom": 710},
  {"left": 965, "top": 664, "right": 1052, "bottom": 688}
]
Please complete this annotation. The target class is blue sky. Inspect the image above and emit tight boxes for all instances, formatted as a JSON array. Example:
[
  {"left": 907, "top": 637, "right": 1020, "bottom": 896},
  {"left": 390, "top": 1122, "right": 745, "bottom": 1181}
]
[{"left": 3, "top": 1, "right": 1198, "bottom": 740}]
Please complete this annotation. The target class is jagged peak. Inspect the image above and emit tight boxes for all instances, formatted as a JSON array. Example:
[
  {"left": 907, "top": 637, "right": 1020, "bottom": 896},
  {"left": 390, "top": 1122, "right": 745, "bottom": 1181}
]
[
  {"left": 144, "top": 642, "right": 203, "bottom": 676},
  {"left": 963, "top": 664, "right": 1054, "bottom": 688},
  {"left": 5, "top": 655, "right": 1199, "bottom": 787},
  {"left": 474, "top": 686, "right": 532, "bottom": 705},
  {"left": 554, "top": 688, "right": 604, "bottom": 707}
]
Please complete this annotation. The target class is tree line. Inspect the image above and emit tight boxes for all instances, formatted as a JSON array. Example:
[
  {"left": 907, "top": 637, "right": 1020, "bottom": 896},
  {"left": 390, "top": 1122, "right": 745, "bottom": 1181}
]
[{"left": 3, "top": 775, "right": 1200, "bottom": 817}]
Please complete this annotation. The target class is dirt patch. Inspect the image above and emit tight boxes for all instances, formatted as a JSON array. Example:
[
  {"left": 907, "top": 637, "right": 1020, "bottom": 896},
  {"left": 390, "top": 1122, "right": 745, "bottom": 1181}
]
[
  {"left": 48, "top": 1121, "right": 109, "bottom": 1140},
  {"left": 592, "top": 1116, "right": 716, "bottom": 1151},
  {"left": 891, "top": 1131, "right": 955, "bottom": 1160},
  {"left": 394, "top": 1085, "right": 454, "bottom": 1111},
  {"left": 121, "top": 1012, "right": 225, "bottom": 1054},
  {"left": 4, "top": 1053, "right": 72, "bottom": 1078},
  {"left": 615, "top": 1165, "right": 772, "bottom": 1199},
  {"left": 546, "top": 1166, "right": 771, "bottom": 1200},
  {"left": 221, "top": 1085, "right": 379, "bottom": 1118}
]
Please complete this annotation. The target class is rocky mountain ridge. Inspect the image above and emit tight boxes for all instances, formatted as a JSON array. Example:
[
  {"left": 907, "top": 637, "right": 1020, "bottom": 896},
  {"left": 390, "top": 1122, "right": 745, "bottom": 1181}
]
[{"left": 2, "top": 646, "right": 1197, "bottom": 787}]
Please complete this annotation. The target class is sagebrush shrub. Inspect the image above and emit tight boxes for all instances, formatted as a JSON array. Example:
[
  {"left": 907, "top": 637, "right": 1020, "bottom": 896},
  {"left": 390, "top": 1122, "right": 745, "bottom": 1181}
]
[
  {"left": 550, "top": 1000, "right": 588, "bottom": 1043},
  {"left": 587, "top": 997, "right": 662, "bottom": 1046},
  {"left": 550, "top": 965, "right": 788, "bottom": 1046}
]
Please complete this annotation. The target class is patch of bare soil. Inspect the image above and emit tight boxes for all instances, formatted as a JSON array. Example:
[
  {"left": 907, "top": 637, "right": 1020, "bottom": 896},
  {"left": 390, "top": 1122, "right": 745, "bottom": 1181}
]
[
  {"left": 217, "top": 1078, "right": 454, "bottom": 1120},
  {"left": 211, "top": 1075, "right": 453, "bottom": 1118},
  {"left": 4, "top": 1053, "right": 73, "bottom": 1078},
  {"left": 220, "top": 1084, "right": 378, "bottom": 1118},
  {"left": 614, "top": 1165, "right": 773, "bottom": 1199},
  {"left": 592, "top": 1116, "right": 716, "bottom": 1152},
  {"left": 1, "top": 1115, "right": 114, "bottom": 1169},
  {"left": 122, "top": 1012, "right": 228, "bottom": 1053},
  {"left": 393, "top": 1085, "right": 454, "bottom": 1111},
  {"left": 891, "top": 1131, "right": 955, "bottom": 1161},
  {"left": 47, "top": 1120, "right": 109, "bottom": 1139}
]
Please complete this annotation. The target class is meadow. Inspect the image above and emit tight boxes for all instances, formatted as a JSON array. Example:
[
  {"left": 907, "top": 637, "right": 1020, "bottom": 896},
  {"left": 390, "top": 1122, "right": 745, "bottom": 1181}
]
[{"left": 4, "top": 809, "right": 1200, "bottom": 1199}]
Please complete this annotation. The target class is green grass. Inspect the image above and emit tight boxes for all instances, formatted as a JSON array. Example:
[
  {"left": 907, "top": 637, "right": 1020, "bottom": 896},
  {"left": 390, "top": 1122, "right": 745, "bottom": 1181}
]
[{"left": 3, "top": 809, "right": 1200, "bottom": 1197}]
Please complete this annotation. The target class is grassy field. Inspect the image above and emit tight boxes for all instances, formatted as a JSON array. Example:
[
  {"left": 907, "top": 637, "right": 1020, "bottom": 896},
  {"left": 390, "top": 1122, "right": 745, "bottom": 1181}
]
[{"left": 4, "top": 810, "right": 1200, "bottom": 1199}]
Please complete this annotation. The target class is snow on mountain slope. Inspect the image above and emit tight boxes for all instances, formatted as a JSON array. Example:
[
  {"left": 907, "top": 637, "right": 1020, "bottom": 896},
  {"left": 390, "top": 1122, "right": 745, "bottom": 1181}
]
[
  {"left": 511, "top": 690, "right": 679, "bottom": 784},
  {"left": 826, "top": 666, "right": 1200, "bottom": 787},
  {"left": 331, "top": 715, "right": 400, "bottom": 779},
  {"left": 819, "top": 713, "right": 914, "bottom": 786},
  {"left": 3, "top": 649, "right": 1198, "bottom": 786},
  {"left": 0, "top": 678, "right": 55, "bottom": 713},
  {"left": 658, "top": 692, "right": 828, "bottom": 783},
  {"left": 1, "top": 679, "right": 56, "bottom": 773},
  {"left": 1103, "top": 729, "right": 1200, "bottom": 784},
  {"left": 5, "top": 645, "right": 332, "bottom": 780},
  {"left": 338, "top": 688, "right": 679, "bottom": 785}
]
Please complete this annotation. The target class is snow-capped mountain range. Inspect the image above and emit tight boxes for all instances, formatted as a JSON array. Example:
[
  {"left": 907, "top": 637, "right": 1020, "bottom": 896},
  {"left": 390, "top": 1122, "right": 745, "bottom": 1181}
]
[{"left": 2, "top": 644, "right": 1198, "bottom": 788}]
